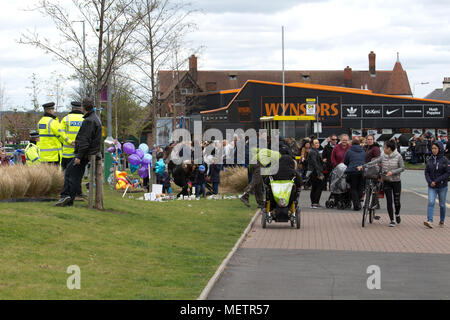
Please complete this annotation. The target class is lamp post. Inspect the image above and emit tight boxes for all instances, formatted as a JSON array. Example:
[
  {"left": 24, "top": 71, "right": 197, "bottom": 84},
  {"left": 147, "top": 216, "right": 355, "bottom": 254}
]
[
  {"left": 413, "top": 82, "right": 429, "bottom": 97},
  {"left": 73, "top": 20, "right": 86, "bottom": 98}
]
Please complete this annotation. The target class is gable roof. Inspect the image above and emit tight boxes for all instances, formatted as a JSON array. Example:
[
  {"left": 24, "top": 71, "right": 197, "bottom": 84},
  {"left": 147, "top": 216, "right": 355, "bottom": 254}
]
[
  {"left": 424, "top": 88, "right": 450, "bottom": 101},
  {"left": 158, "top": 65, "right": 412, "bottom": 98}
]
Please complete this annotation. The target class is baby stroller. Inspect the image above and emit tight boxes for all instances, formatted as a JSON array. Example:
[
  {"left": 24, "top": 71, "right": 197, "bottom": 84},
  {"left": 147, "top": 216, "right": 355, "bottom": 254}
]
[
  {"left": 261, "top": 177, "right": 301, "bottom": 229},
  {"left": 325, "top": 163, "right": 352, "bottom": 210}
]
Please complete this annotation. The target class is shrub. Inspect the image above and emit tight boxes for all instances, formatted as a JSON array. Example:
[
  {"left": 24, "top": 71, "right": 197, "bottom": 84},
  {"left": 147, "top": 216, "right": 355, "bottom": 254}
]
[{"left": 219, "top": 166, "right": 248, "bottom": 193}]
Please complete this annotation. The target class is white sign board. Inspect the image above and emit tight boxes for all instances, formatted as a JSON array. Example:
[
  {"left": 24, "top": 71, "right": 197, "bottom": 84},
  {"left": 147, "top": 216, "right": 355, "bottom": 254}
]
[
  {"left": 367, "top": 130, "right": 378, "bottom": 136},
  {"left": 437, "top": 129, "right": 448, "bottom": 136},
  {"left": 382, "top": 129, "right": 393, "bottom": 134},
  {"left": 412, "top": 129, "right": 423, "bottom": 136},
  {"left": 425, "top": 129, "right": 436, "bottom": 136},
  {"left": 152, "top": 184, "right": 163, "bottom": 195},
  {"left": 313, "top": 122, "right": 322, "bottom": 133}
]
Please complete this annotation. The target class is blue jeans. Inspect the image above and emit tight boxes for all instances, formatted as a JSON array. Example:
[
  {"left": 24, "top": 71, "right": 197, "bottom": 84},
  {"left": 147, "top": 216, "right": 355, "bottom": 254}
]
[
  {"left": 427, "top": 186, "right": 448, "bottom": 223},
  {"left": 194, "top": 183, "right": 205, "bottom": 197},
  {"left": 212, "top": 182, "right": 219, "bottom": 195}
]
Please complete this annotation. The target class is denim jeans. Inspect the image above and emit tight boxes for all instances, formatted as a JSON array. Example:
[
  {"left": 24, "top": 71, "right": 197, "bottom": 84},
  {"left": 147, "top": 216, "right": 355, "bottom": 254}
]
[{"left": 427, "top": 186, "right": 448, "bottom": 223}]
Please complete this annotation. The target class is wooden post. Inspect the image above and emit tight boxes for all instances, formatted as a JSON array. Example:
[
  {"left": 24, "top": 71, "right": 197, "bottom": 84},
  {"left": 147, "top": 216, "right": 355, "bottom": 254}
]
[
  {"left": 89, "top": 155, "right": 95, "bottom": 208},
  {"left": 95, "top": 153, "right": 104, "bottom": 210}
]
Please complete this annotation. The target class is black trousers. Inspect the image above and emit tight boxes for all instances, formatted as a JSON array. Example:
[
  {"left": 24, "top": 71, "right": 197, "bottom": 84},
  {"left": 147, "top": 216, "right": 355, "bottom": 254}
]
[
  {"left": 242, "top": 163, "right": 264, "bottom": 208},
  {"left": 348, "top": 172, "right": 364, "bottom": 209},
  {"left": 60, "top": 158, "right": 88, "bottom": 204},
  {"left": 310, "top": 177, "right": 324, "bottom": 205},
  {"left": 383, "top": 180, "right": 402, "bottom": 221},
  {"left": 61, "top": 157, "right": 72, "bottom": 170}
]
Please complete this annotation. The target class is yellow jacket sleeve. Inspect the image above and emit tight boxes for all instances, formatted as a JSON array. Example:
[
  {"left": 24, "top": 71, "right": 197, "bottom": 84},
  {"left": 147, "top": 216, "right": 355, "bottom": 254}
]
[{"left": 52, "top": 119, "right": 72, "bottom": 145}]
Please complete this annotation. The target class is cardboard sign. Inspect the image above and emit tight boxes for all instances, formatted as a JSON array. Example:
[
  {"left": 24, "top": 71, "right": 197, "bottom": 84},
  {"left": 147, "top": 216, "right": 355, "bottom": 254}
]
[{"left": 152, "top": 184, "right": 163, "bottom": 195}]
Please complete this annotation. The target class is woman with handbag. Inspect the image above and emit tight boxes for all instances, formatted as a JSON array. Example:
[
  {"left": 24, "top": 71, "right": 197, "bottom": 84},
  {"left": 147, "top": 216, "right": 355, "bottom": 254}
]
[
  {"left": 344, "top": 138, "right": 366, "bottom": 211},
  {"left": 358, "top": 140, "right": 405, "bottom": 227}
]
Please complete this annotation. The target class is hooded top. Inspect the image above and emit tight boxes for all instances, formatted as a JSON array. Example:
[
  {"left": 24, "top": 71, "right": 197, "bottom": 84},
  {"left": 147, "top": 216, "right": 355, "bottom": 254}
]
[{"left": 425, "top": 141, "right": 449, "bottom": 188}]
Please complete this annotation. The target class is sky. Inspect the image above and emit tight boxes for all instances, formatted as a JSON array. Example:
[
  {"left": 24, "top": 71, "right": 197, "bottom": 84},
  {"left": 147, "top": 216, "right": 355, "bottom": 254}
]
[{"left": 1, "top": 0, "right": 450, "bottom": 111}]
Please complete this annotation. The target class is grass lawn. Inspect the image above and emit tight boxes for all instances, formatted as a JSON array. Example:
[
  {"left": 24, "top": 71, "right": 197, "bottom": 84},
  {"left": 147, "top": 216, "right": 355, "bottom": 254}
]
[{"left": 0, "top": 187, "right": 255, "bottom": 299}]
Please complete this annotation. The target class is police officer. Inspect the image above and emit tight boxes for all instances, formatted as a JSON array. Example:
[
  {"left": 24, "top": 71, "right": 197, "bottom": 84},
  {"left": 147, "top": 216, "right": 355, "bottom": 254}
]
[
  {"left": 56, "top": 98, "right": 102, "bottom": 207},
  {"left": 25, "top": 130, "right": 40, "bottom": 166},
  {"left": 60, "top": 101, "right": 84, "bottom": 170},
  {"left": 37, "top": 102, "right": 74, "bottom": 165}
]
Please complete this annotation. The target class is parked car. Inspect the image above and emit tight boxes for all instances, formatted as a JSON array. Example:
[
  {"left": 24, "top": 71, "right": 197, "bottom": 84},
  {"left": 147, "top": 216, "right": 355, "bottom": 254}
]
[{"left": 3, "top": 147, "right": 14, "bottom": 158}]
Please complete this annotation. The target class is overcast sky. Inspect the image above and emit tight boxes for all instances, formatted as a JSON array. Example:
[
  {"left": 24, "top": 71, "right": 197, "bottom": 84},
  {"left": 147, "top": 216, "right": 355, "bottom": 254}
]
[{"left": 1, "top": 0, "right": 449, "bottom": 111}]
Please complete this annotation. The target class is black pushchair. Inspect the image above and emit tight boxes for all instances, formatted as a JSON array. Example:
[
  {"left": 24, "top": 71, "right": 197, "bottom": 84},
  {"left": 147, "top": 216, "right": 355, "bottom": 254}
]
[{"left": 325, "top": 163, "right": 352, "bottom": 210}]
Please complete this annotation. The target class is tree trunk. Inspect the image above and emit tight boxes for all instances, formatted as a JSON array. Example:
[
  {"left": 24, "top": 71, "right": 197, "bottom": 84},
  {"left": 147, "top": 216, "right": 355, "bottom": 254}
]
[
  {"left": 89, "top": 155, "right": 95, "bottom": 209},
  {"left": 95, "top": 153, "right": 104, "bottom": 210}
]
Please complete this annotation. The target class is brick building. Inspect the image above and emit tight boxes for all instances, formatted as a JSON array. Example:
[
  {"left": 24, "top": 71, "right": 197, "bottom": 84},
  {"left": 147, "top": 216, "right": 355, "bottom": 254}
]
[{"left": 157, "top": 51, "right": 412, "bottom": 117}]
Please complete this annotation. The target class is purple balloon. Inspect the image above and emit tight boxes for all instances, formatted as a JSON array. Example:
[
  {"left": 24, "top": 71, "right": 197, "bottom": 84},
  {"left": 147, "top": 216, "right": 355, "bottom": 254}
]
[
  {"left": 107, "top": 146, "right": 116, "bottom": 153},
  {"left": 123, "top": 142, "right": 135, "bottom": 155},
  {"left": 116, "top": 141, "right": 122, "bottom": 150},
  {"left": 128, "top": 154, "right": 141, "bottom": 166},
  {"left": 135, "top": 149, "right": 144, "bottom": 159},
  {"left": 138, "top": 165, "right": 149, "bottom": 178}
]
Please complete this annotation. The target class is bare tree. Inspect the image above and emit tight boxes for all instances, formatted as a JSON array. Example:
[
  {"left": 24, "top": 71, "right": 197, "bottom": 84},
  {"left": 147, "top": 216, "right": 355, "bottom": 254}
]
[
  {"left": 44, "top": 71, "right": 67, "bottom": 112},
  {"left": 25, "top": 73, "right": 41, "bottom": 112},
  {"left": 125, "top": 0, "right": 199, "bottom": 144}
]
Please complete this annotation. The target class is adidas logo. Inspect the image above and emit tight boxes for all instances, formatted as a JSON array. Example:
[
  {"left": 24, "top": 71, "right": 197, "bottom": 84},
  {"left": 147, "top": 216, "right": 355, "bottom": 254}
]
[{"left": 347, "top": 107, "right": 357, "bottom": 115}]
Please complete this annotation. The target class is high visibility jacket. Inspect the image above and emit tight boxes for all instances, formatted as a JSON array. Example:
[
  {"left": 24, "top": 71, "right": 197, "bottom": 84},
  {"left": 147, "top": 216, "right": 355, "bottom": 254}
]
[
  {"left": 37, "top": 115, "right": 73, "bottom": 162},
  {"left": 60, "top": 112, "right": 84, "bottom": 158},
  {"left": 25, "top": 142, "right": 40, "bottom": 166}
]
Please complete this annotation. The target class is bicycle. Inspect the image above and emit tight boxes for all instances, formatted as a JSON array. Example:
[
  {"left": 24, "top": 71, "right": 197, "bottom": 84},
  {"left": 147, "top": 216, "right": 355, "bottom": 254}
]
[{"left": 361, "top": 167, "right": 384, "bottom": 228}]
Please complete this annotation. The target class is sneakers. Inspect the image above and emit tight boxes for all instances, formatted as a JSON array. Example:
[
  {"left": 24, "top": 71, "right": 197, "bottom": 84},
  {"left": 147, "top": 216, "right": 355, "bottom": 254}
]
[
  {"left": 239, "top": 194, "right": 250, "bottom": 207},
  {"left": 424, "top": 221, "right": 433, "bottom": 229},
  {"left": 389, "top": 221, "right": 396, "bottom": 227},
  {"left": 55, "top": 196, "right": 72, "bottom": 207},
  {"left": 395, "top": 214, "right": 401, "bottom": 224},
  {"left": 439, "top": 221, "right": 444, "bottom": 227},
  {"left": 310, "top": 204, "right": 320, "bottom": 209}
]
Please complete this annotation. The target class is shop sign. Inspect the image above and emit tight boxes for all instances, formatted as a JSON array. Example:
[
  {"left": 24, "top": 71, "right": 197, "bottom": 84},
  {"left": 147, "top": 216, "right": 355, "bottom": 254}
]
[
  {"left": 342, "top": 105, "right": 362, "bottom": 118},
  {"left": 424, "top": 105, "right": 443, "bottom": 118},
  {"left": 363, "top": 105, "right": 383, "bottom": 118}
]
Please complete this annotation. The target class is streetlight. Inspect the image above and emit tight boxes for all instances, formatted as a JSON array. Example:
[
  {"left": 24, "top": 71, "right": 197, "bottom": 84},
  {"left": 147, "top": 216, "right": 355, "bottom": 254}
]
[
  {"left": 413, "top": 82, "right": 429, "bottom": 97},
  {"left": 72, "top": 20, "right": 86, "bottom": 98}
]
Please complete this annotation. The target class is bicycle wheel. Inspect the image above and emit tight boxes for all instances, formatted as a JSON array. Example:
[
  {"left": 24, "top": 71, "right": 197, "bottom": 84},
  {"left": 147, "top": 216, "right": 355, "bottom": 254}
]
[{"left": 362, "top": 188, "right": 371, "bottom": 228}]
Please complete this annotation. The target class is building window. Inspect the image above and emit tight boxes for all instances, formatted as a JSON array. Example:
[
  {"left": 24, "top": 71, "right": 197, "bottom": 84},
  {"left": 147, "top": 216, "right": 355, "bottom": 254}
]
[
  {"left": 229, "top": 74, "right": 237, "bottom": 80},
  {"left": 180, "top": 88, "right": 193, "bottom": 95},
  {"left": 301, "top": 74, "right": 310, "bottom": 80}
]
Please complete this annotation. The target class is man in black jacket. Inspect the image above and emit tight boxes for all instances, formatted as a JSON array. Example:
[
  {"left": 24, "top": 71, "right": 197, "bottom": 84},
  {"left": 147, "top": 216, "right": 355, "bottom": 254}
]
[
  {"left": 322, "top": 134, "right": 337, "bottom": 190},
  {"left": 56, "top": 98, "right": 102, "bottom": 207}
]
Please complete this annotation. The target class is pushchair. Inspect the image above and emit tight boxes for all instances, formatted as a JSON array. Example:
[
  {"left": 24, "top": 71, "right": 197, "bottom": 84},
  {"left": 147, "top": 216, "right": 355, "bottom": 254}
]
[
  {"left": 261, "top": 177, "right": 301, "bottom": 229},
  {"left": 325, "top": 163, "right": 352, "bottom": 210}
]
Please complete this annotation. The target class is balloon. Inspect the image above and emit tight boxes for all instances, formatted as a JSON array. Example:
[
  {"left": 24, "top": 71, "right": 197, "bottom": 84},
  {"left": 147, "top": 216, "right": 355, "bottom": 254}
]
[
  {"left": 138, "top": 143, "right": 149, "bottom": 154},
  {"left": 129, "top": 164, "right": 139, "bottom": 174},
  {"left": 123, "top": 142, "right": 136, "bottom": 155},
  {"left": 107, "top": 146, "right": 116, "bottom": 153},
  {"left": 142, "top": 154, "right": 152, "bottom": 165},
  {"left": 128, "top": 154, "right": 141, "bottom": 166},
  {"left": 116, "top": 141, "right": 122, "bottom": 150},
  {"left": 135, "top": 149, "right": 144, "bottom": 159},
  {"left": 138, "top": 165, "right": 149, "bottom": 178}
]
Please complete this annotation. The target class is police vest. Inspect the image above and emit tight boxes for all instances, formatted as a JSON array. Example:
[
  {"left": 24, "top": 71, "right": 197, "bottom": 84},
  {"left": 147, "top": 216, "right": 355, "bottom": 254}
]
[
  {"left": 25, "top": 143, "right": 40, "bottom": 166},
  {"left": 37, "top": 116, "right": 72, "bottom": 162},
  {"left": 60, "top": 113, "right": 84, "bottom": 158}
]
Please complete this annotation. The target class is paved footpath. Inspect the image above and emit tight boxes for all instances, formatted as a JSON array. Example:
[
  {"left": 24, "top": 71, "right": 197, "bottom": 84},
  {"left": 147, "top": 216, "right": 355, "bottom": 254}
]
[{"left": 208, "top": 188, "right": 450, "bottom": 300}]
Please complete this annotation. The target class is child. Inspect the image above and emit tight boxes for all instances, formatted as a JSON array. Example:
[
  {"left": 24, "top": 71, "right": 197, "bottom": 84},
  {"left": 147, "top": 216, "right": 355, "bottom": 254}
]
[
  {"left": 193, "top": 165, "right": 206, "bottom": 198},
  {"left": 155, "top": 152, "right": 166, "bottom": 185}
]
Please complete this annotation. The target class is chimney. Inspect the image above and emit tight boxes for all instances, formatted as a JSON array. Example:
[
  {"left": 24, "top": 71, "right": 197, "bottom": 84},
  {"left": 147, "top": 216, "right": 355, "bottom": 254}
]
[
  {"left": 443, "top": 77, "right": 450, "bottom": 91},
  {"left": 189, "top": 54, "right": 198, "bottom": 82},
  {"left": 344, "top": 66, "right": 352, "bottom": 87},
  {"left": 369, "top": 51, "right": 376, "bottom": 77}
]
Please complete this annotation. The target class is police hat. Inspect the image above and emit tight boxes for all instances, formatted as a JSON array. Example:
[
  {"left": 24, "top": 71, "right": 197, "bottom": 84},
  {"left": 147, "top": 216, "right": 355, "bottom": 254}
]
[
  {"left": 43, "top": 102, "right": 55, "bottom": 110},
  {"left": 29, "top": 130, "right": 39, "bottom": 138},
  {"left": 71, "top": 101, "right": 82, "bottom": 109}
]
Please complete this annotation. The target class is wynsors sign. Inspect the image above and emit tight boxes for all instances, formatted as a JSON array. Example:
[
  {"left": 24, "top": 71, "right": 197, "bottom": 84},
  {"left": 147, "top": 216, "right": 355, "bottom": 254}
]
[{"left": 262, "top": 96, "right": 341, "bottom": 126}]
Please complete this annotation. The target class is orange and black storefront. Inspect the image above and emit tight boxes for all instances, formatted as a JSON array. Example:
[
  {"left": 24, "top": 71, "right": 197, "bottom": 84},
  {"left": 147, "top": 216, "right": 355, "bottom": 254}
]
[{"left": 199, "top": 80, "right": 450, "bottom": 139}]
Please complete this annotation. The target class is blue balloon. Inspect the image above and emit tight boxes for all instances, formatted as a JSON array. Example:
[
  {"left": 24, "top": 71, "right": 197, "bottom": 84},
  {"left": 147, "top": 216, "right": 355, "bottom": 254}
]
[
  {"left": 138, "top": 143, "right": 149, "bottom": 154},
  {"left": 129, "top": 164, "right": 139, "bottom": 174},
  {"left": 142, "top": 153, "right": 152, "bottom": 165}
]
